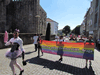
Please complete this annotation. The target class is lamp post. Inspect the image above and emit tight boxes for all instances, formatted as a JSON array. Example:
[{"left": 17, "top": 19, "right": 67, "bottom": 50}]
[{"left": 35, "top": 15, "right": 40, "bottom": 34}]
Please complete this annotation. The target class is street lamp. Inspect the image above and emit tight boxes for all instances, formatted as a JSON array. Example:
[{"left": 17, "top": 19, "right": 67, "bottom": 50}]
[
  {"left": 35, "top": 15, "right": 40, "bottom": 34},
  {"left": 35, "top": 15, "right": 40, "bottom": 18}
]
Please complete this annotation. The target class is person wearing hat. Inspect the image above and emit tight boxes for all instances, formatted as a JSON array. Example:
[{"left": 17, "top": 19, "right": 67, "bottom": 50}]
[
  {"left": 85, "top": 35, "right": 94, "bottom": 42},
  {"left": 5, "top": 29, "right": 25, "bottom": 75}
]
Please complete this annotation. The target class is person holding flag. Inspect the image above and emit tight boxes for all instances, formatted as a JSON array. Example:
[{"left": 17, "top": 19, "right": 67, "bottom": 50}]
[{"left": 5, "top": 29, "right": 25, "bottom": 75}]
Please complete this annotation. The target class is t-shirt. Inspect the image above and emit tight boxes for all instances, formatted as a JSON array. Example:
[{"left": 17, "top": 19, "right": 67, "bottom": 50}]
[
  {"left": 58, "top": 39, "right": 64, "bottom": 42},
  {"left": 85, "top": 39, "right": 94, "bottom": 43},
  {"left": 37, "top": 37, "right": 41, "bottom": 48},
  {"left": 79, "top": 39, "right": 84, "bottom": 42},
  {"left": 55, "top": 36, "right": 59, "bottom": 39},
  {"left": 33, "top": 36, "right": 38, "bottom": 44},
  {"left": 55, "top": 36, "right": 59, "bottom": 41}
]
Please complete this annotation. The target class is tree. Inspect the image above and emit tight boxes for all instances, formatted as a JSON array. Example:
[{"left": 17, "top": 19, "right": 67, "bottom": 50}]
[
  {"left": 71, "top": 28, "right": 75, "bottom": 34},
  {"left": 45, "top": 23, "right": 51, "bottom": 41},
  {"left": 71, "top": 25, "right": 81, "bottom": 35},
  {"left": 62, "top": 25, "right": 71, "bottom": 35}
]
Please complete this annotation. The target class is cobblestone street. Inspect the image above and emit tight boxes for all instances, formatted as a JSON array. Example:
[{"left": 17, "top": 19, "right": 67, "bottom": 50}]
[{"left": 0, "top": 44, "right": 100, "bottom": 75}]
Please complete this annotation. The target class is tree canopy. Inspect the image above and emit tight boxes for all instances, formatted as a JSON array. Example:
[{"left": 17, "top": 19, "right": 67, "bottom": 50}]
[
  {"left": 62, "top": 25, "right": 71, "bottom": 35},
  {"left": 71, "top": 25, "right": 81, "bottom": 35},
  {"left": 45, "top": 23, "right": 51, "bottom": 41}
]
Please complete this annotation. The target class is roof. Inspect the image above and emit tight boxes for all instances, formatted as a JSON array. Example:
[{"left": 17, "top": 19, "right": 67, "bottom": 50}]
[
  {"left": 84, "top": 7, "right": 90, "bottom": 18},
  {"left": 46, "top": 18, "right": 58, "bottom": 24},
  {"left": 58, "top": 29, "right": 63, "bottom": 31}
]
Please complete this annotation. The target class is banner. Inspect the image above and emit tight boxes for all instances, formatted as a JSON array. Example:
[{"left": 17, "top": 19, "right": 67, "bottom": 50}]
[{"left": 40, "top": 40, "right": 94, "bottom": 60}]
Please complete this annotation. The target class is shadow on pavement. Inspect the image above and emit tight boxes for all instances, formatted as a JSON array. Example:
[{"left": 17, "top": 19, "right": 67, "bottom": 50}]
[
  {"left": 25, "top": 51, "right": 36, "bottom": 55},
  {"left": 95, "top": 47, "right": 100, "bottom": 52},
  {"left": 25, "top": 57, "right": 95, "bottom": 75}
]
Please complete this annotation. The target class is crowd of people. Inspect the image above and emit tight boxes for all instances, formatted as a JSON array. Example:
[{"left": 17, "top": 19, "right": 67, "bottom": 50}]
[{"left": 4, "top": 29, "right": 96, "bottom": 75}]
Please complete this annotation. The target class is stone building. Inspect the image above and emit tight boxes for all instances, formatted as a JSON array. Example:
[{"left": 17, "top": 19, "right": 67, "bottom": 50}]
[
  {"left": 0, "top": 0, "right": 47, "bottom": 35},
  {"left": 0, "top": 0, "right": 7, "bottom": 33},
  {"left": 46, "top": 18, "right": 58, "bottom": 35},
  {"left": 80, "top": 20, "right": 85, "bottom": 35}
]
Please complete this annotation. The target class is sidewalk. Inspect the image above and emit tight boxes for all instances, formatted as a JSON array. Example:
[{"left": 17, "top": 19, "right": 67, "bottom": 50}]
[{"left": 0, "top": 44, "right": 100, "bottom": 75}]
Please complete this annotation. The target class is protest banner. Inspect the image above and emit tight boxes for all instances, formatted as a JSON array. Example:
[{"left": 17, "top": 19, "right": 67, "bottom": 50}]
[{"left": 40, "top": 40, "right": 94, "bottom": 60}]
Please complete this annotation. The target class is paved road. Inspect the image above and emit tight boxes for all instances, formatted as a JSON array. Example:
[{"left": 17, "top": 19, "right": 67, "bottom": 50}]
[{"left": 0, "top": 44, "right": 100, "bottom": 75}]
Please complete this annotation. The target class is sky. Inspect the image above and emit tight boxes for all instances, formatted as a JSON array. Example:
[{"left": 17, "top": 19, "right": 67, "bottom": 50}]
[{"left": 40, "top": 0, "right": 91, "bottom": 30}]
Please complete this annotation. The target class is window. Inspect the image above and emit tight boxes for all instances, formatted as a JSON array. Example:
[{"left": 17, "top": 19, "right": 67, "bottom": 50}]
[
  {"left": 90, "top": 7, "right": 93, "bottom": 15},
  {"left": 95, "top": 13, "right": 98, "bottom": 24},
  {"left": 89, "top": 20, "right": 92, "bottom": 26},
  {"left": 95, "top": 0, "right": 99, "bottom": 8}
]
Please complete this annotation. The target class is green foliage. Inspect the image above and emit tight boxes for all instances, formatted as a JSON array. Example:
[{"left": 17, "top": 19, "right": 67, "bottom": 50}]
[
  {"left": 71, "top": 28, "right": 75, "bottom": 33},
  {"left": 45, "top": 23, "right": 51, "bottom": 40},
  {"left": 62, "top": 25, "right": 71, "bottom": 35},
  {"left": 71, "top": 25, "right": 81, "bottom": 35}
]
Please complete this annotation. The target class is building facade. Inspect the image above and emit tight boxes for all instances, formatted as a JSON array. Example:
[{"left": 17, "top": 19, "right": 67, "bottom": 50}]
[
  {"left": 0, "top": 0, "right": 47, "bottom": 35},
  {"left": 96, "top": 0, "right": 100, "bottom": 40},
  {"left": 0, "top": 0, "right": 7, "bottom": 33},
  {"left": 81, "top": 0, "right": 100, "bottom": 41},
  {"left": 46, "top": 18, "right": 58, "bottom": 35},
  {"left": 58, "top": 29, "right": 63, "bottom": 35},
  {"left": 80, "top": 20, "right": 85, "bottom": 35},
  {"left": 84, "top": 8, "right": 91, "bottom": 37},
  {"left": 89, "top": 1, "right": 95, "bottom": 36}
]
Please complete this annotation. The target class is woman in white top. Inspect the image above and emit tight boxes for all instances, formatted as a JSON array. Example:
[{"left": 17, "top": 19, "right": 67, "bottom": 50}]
[{"left": 5, "top": 29, "right": 25, "bottom": 75}]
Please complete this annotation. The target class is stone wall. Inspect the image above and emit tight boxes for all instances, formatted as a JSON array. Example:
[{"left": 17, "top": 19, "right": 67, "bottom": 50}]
[
  {"left": 6, "top": 0, "right": 47, "bottom": 35},
  {"left": 0, "top": 1, "right": 6, "bottom": 33},
  {"left": 0, "top": 0, "right": 47, "bottom": 35},
  {"left": 0, "top": 33, "right": 55, "bottom": 49}
]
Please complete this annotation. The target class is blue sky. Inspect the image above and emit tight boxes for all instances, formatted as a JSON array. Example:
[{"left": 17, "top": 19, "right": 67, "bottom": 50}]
[{"left": 40, "top": 0, "right": 91, "bottom": 30}]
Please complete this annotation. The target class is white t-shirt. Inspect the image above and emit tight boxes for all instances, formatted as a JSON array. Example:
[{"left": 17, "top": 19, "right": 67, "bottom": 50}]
[
  {"left": 55, "top": 36, "right": 59, "bottom": 41},
  {"left": 33, "top": 36, "right": 38, "bottom": 44},
  {"left": 5, "top": 37, "right": 24, "bottom": 51},
  {"left": 58, "top": 39, "right": 65, "bottom": 42},
  {"left": 55, "top": 36, "right": 59, "bottom": 39}
]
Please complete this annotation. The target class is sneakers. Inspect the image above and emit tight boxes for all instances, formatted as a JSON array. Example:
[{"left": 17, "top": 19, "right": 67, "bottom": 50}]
[
  {"left": 19, "top": 70, "right": 24, "bottom": 75},
  {"left": 42, "top": 52, "right": 43, "bottom": 56},
  {"left": 59, "top": 58, "right": 63, "bottom": 61},
  {"left": 89, "top": 61, "right": 91, "bottom": 66},
  {"left": 37, "top": 56, "right": 40, "bottom": 58},
  {"left": 35, "top": 50, "right": 37, "bottom": 52}
]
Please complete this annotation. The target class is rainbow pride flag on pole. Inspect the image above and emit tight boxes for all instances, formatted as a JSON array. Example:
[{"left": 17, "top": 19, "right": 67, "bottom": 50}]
[{"left": 40, "top": 40, "right": 94, "bottom": 60}]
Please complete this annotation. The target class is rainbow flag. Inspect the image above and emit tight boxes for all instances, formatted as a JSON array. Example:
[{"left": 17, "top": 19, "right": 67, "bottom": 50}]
[
  {"left": 4, "top": 31, "right": 8, "bottom": 43},
  {"left": 40, "top": 40, "right": 94, "bottom": 60}
]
